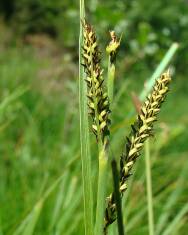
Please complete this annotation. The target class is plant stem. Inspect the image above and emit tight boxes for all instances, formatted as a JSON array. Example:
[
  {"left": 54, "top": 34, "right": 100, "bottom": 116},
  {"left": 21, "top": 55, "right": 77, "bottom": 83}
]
[
  {"left": 111, "top": 159, "right": 125, "bottom": 235},
  {"left": 107, "top": 58, "right": 116, "bottom": 104},
  {"left": 79, "top": 1, "right": 94, "bottom": 235},
  {"left": 145, "top": 139, "right": 154, "bottom": 235},
  {"left": 95, "top": 146, "right": 108, "bottom": 235}
]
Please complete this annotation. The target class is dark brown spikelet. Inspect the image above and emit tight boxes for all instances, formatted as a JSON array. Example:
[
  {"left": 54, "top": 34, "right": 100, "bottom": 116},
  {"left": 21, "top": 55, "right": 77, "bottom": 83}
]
[
  {"left": 82, "top": 20, "right": 110, "bottom": 143},
  {"left": 104, "top": 71, "right": 172, "bottom": 232}
]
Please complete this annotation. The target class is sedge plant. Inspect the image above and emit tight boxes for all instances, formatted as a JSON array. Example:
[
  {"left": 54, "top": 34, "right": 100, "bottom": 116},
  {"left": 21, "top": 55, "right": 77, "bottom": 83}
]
[{"left": 79, "top": 15, "right": 174, "bottom": 235}]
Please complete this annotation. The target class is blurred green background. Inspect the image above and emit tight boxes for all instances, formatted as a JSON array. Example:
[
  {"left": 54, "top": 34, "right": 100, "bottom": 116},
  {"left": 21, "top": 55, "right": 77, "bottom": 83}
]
[{"left": 0, "top": 0, "right": 188, "bottom": 234}]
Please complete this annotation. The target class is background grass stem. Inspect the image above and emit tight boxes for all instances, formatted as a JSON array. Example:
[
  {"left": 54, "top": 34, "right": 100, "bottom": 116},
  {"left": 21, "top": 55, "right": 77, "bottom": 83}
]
[{"left": 145, "top": 139, "right": 154, "bottom": 235}]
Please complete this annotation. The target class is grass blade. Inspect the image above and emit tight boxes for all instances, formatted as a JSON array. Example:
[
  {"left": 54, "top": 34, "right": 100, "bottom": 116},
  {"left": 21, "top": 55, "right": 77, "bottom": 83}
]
[
  {"left": 79, "top": 1, "right": 94, "bottom": 235},
  {"left": 56, "top": 181, "right": 82, "bottom": 233},
  {"left": 50, "top": 172, "right": 69, "bottom": 230},
  {"left": 162, "top": 203, "right": 188, "bottom": 235},
  {"left": 0, "top": 86, "right": 28, "bottom": 115},
  {"left": 155, "top": 162, "right": 188, "bottom": 235},
  {"left": 13, "top": 156, "right": 78, "bottom": 235},
  {"left": 21, "top": 201, "right": 43, "bottom": 235},
  {"left": 126, "top": 181, "right": 173, "bottom": 232}
]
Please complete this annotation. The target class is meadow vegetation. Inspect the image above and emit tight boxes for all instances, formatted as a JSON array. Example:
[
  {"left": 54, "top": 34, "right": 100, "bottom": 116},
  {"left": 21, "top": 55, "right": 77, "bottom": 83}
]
[{"left": 0, "top": 1, "right": 188, "bottom": 235}]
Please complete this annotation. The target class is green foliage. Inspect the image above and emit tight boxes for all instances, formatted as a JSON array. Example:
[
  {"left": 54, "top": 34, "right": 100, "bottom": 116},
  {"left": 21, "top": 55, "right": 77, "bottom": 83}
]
[
  {"left": 0, "top": 1, "right": 188, "bottom": 235},
  {"left": 1, "top": 0, "right": 188, "bottom": 67},
  {"left": 0, "top": 36, "right": 188, "bottom": 235},
  {"left": 0, "top": 0, "right": 79, "bottom": 46}
]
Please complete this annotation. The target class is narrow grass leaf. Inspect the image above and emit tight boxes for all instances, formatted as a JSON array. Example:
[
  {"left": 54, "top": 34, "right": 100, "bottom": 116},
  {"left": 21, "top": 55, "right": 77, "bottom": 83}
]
[
  {"left": 162, "top": 203, "right": 188, "bottom": 235},
  {"left": 79, "top": 1, "right": 94, "bottom": 235},
  {"left": 56, "top": 187, "right": 82, "bottom": 233},
  {"left": 50, "top": 172, "right": 69, "bottom": 230},
  {"left": 13, "top": 157, "right": 77, "bottom": 235},
  {"left": 0, "top": 86, "right": 28, "bottom": 115},
  {"left": 155, "top": 162, "right": 188, "bottom": 235}
]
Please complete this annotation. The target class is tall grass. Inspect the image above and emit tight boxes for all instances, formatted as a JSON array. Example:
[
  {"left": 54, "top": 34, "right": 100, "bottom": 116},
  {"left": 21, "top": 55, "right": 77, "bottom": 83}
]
[{"left": 79, "top": 1, "right": 94, "bottom": 235}]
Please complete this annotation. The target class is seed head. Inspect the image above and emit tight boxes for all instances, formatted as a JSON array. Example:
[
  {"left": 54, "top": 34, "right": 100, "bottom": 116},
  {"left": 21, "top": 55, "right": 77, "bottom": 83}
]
[{"left": 82, "top": 20, "right": 110, "bottom": 143}]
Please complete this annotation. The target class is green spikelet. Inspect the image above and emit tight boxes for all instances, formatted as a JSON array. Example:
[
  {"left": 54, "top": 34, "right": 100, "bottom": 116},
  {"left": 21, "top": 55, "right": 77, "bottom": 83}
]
[
  {"left": 82, "top": 20, "right": 110, "bottom": 144},
  {"left": 104, "top": 71, "right": 172, "bottom": 231}
]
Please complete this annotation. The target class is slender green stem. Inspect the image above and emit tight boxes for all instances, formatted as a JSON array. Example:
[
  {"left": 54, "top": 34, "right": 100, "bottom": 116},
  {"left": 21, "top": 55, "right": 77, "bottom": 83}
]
[
  {"left": 79, "top": 1, "right": 94, "bottom": 235},
  {"left": 111, "top": 160, "right": 125, "bottom": 235},
  {"left": 95, "top": 147, "right": 108, "bottom": 235},
  {"left": 145, "top": 139, "right": 154, "bottom": 235},
  {"left": 162, "top": 203, "right": 188, "bottom": 235},
  {"left": 107, "top": 58, "right": 116, "bottom": 103}
]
